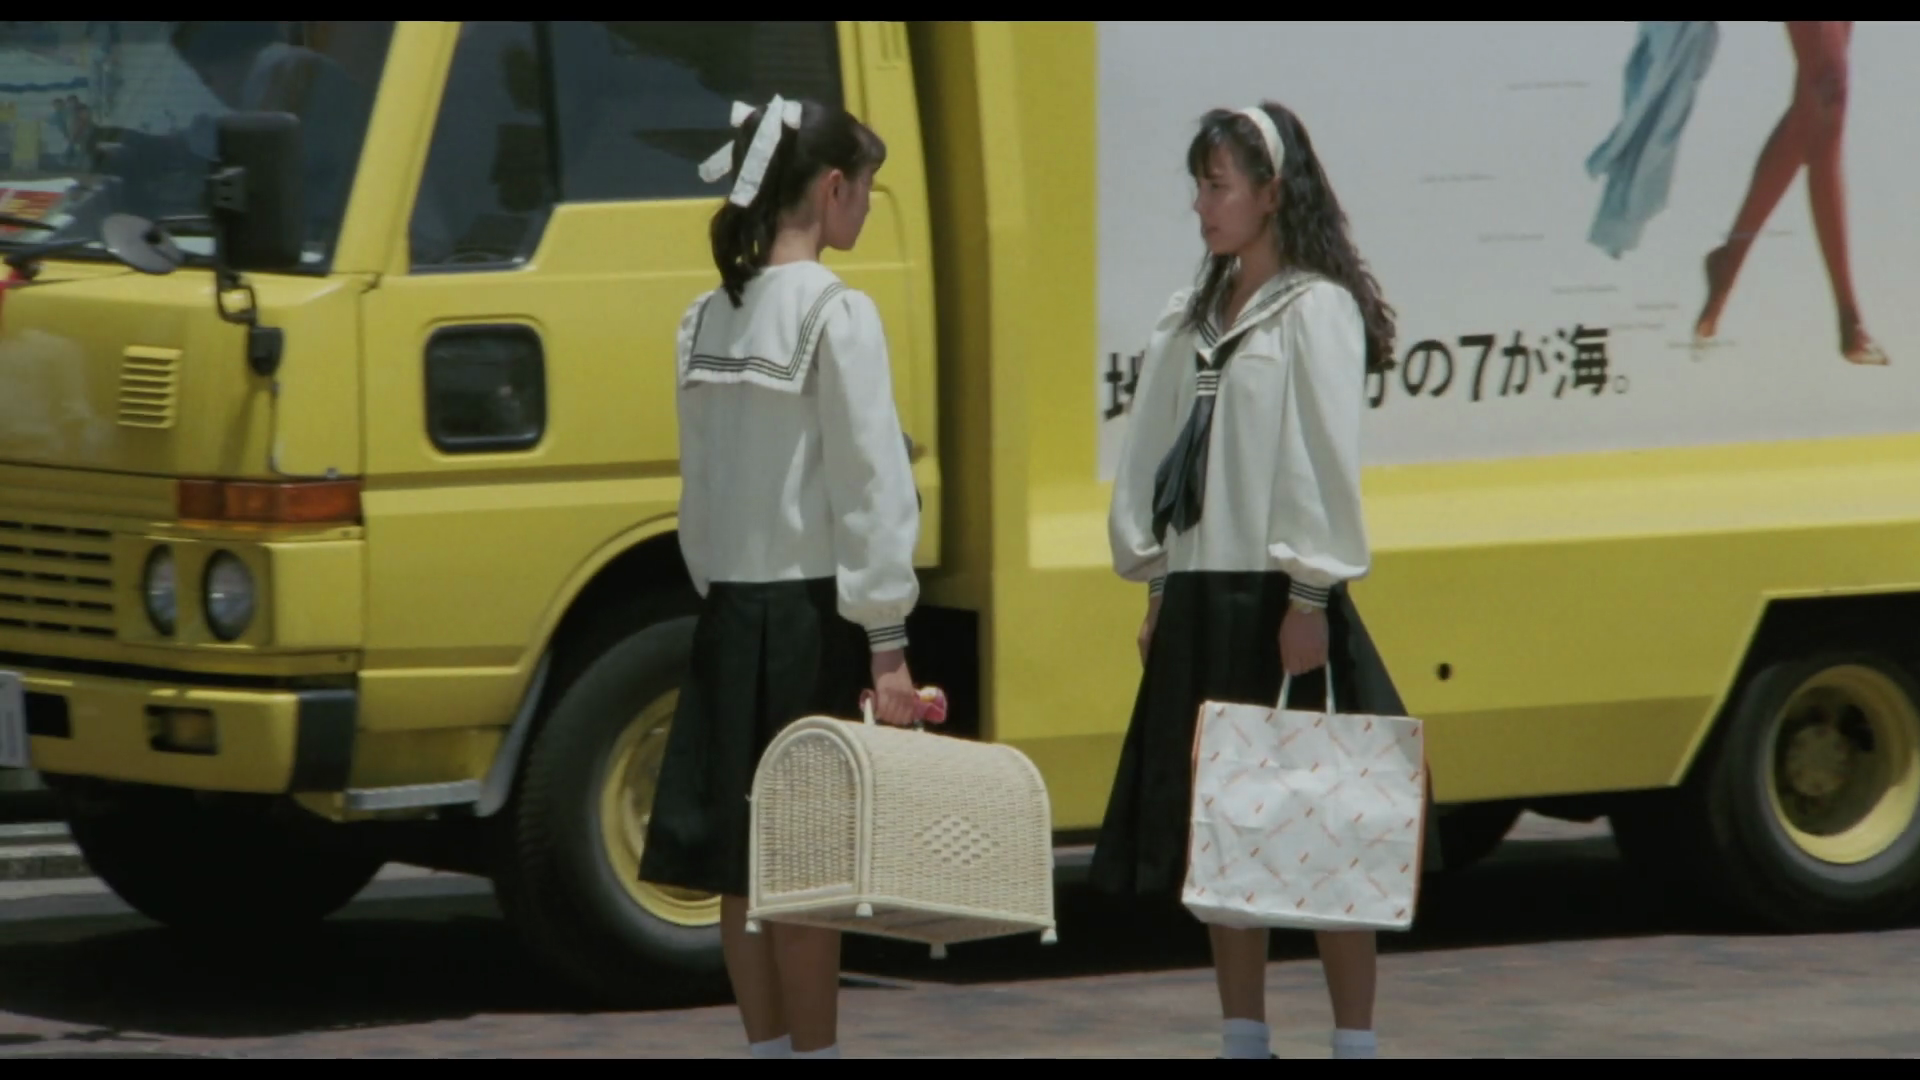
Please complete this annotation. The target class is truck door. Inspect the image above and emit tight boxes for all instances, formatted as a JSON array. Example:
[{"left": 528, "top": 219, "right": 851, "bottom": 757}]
[{"left": 360, "top": 21, "right": 937, "bottom": 697}]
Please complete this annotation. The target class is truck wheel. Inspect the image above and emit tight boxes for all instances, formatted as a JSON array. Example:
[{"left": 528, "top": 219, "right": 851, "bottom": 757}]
[
  {"left": 1434, "top": 802, "right": 1522, "bottom": 874},
  {"left": 494, "top": 612, "right": 726, "bottom": 1005},
  {"left": 1614, "top": 652, "right": 1920, "bottom": 931},
  {"left": 61, "top": 787, "right": 384, "bottom": 933}
]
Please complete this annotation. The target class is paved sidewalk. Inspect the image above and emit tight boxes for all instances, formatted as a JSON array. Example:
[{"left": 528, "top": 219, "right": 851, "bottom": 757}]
[{"left": 0, "top": 816, "right": 1913, "bottom": 1058}]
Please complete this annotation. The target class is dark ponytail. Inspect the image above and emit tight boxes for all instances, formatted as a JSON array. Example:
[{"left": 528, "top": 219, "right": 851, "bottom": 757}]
[
  {"left": 709, "top": 99, "right": 888, "bottom": 307},
  {"left": 1182, "top": 102, "right": 1397, "bottom": 376}
]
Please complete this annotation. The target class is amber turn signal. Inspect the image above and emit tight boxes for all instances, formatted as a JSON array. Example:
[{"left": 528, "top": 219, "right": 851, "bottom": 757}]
[{"left": 176, "top": 479, "right": 363, "bottom": 525}]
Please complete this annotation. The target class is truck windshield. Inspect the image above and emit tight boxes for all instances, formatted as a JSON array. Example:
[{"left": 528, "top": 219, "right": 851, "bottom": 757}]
[{"left": 0, "top": 21, "right": 392, "bottom": 271}]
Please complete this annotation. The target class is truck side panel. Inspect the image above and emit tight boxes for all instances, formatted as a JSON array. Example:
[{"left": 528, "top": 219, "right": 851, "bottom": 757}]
[{"left": 968, "top": 22, "right": 1920, "bottom": 828}]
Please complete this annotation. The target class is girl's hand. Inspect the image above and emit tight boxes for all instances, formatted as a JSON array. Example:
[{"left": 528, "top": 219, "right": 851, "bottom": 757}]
[
  {"left": 869, "top": 649, "right": 919, "bottom": 726},
  {"left": 1138, "top": 594, "right": 1163, "bottom": 665},
  {"left": 1279, "top": 605, "right": 1329, "bottom": 677}
]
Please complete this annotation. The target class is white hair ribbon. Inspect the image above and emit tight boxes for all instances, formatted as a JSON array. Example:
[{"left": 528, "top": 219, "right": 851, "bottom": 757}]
[
  {"left": 698, "top": 95, "right": 805, "bottom": 207},
  {"left": 1237, "top": 106, "right": 1285, "bottom": 179}
]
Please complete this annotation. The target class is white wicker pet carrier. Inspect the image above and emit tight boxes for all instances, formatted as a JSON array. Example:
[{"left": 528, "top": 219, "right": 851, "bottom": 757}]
[{"left": 745, "top": 696, "right": 1058, "bottom": 958}]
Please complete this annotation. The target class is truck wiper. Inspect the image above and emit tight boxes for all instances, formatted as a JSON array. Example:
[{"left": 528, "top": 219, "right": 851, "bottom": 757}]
[
  {"left": 2, "top": 237, "right": 101, "bottom": 276},
  {"left": 1, "top": 215, "right": 186, "bottom": 278},
  {"left": 0, "top": 213, "right": 55, "bottom": 232}
]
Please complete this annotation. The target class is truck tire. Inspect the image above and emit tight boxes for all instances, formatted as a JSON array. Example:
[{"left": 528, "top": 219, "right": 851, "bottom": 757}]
[
  {"left": 1612, "top": 652, "right": 1920, "bottom": 931},
  {"left": 61, "top": 786, "right": 384, "bottom": 933},
  {"left": 493, "top": 611, "right": 726, "bottom": 1005},
  {"left": 1434, "top": 802, "right": 1522, "bottom": 874}
]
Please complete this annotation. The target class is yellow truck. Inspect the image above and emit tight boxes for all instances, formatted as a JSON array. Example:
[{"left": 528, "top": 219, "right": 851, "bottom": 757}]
[{"left": 2, "top": 20, "right": 1918, "bottom": 1000}]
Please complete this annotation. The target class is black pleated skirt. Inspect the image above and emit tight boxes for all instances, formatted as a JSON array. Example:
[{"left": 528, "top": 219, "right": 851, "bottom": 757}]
[
  {"left": 1087, "top": 570, "right": 1443, "bottom": 902},
  {"left": 638, "top": 577, "right": 871, "bottom": 898}
]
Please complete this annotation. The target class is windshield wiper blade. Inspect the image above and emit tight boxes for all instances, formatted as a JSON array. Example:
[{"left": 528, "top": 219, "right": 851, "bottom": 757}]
[
  {"left": 0, "top": 213, "right": 55, "bottom": 232},
  {"left": 3, "top": 238, "right": 99, "bottom": 275}
]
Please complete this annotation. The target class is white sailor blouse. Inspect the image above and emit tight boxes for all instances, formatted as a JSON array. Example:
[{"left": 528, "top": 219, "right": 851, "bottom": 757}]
[
  {"left": 674, "top": 260, "right": 921, "bottom": 652},
  {"left": 1109, "top": 270, "right": 1372, "bottom": 610}
]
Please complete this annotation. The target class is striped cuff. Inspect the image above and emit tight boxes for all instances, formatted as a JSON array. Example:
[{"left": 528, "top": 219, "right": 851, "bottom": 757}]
[
  {"left": 1289, "top": 580, "right": 1332, "bottom": 610},
  {"left": 866, "top": 623, "right": 910, "bottom": 653},
  {"left": 1148, "top": 576, "right": 1167, "bottom": 598}
]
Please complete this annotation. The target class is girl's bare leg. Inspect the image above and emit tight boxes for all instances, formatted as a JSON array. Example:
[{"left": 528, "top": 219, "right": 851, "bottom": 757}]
[
  {"left": 771, "top": 922, "right": 842, "bottom": 1054},
  {"left": 720, "top": 895, "right": 788, "bottom": 1044},
  {"left": 1210, "top": 924, "right": 1270, "bottom": 1022},
  {"left": 1317, "top": 930, "right": 1378, "bottom": 1030}
]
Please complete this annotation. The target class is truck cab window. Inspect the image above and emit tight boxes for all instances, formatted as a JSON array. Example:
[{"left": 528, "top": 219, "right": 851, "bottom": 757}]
[
  {"left": 546, "top": 21, "right": 843, "bottom": 203},
  {"left": 408, "top": 21, "right": 558, "bottom": 270}
]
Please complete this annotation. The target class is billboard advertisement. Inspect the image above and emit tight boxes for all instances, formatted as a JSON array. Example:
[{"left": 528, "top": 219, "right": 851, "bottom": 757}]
[{"left": 1096, "top": 21, "right": 1920, "bottom": 477}]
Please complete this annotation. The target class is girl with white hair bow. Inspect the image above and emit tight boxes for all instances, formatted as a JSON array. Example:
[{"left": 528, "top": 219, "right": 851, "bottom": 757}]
[{"left": 639, "top": 93, "right": 920, "bottom": 1061}]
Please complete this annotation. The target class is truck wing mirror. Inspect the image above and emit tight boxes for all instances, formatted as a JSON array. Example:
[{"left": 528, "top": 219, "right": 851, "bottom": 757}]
[{"left": 208, "top": 111, "right": 306, "bottom": 274}]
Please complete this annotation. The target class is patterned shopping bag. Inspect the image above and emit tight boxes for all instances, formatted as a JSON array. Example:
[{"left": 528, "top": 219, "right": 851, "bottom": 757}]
[{"left": 1182, "top": 664, "right": 1427, "bottom": 932}]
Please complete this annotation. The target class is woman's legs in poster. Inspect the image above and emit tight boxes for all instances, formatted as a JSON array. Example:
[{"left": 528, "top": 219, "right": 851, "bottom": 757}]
[{"left": 1697, "top": 22, "right": 1882, "bottom": 364}]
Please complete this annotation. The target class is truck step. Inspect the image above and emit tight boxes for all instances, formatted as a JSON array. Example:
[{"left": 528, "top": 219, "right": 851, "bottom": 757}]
[{"left": 0, "top": 822, "right": 89, "bottom": 883}]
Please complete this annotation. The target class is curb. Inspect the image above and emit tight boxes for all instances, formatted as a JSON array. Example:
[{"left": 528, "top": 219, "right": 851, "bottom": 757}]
[{"left": 0, "top": 823, "right": 91, "bottom": 883}]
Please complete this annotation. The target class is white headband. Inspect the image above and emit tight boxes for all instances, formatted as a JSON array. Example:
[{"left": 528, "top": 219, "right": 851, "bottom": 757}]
[
  {"left": 1237, "top": 106, "right": 1284, "bottom": 179},
  {"left": 698, "top": 95, "right": 805, "bottom": 207}
]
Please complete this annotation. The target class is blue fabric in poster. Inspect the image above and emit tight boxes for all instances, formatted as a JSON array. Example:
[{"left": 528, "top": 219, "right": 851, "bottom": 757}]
[{"left": 1585, "top": 21, "right": 1720, "bottom": 259}]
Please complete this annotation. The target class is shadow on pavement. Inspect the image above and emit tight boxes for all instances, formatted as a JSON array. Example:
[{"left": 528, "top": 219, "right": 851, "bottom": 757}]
[
  {"left": 0, "top": 830, "right": 1908, "bottom": 1044},
  {"left": 0, "top": 883, "right": 722, "bottom": 1044},
  {"left": 838, "top": 833, "right": 1669, "bottom": 984}
]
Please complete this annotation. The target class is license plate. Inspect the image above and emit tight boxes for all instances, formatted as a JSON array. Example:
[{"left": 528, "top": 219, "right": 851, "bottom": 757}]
[{"left": 0, "top": 671, "right": 27, "bottom": 769}]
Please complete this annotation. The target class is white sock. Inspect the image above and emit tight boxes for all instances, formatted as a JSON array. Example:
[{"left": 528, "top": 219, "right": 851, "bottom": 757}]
[
  {"left": 749, "top": 1035, "right": 792, "bottom": 1059},
  {"left": 792, "top": 1044, "right": 841, "bottom": 1059},
  {"left": 1332, "top": 1028, "right": 1377, "bottom": 1059},
  {"left": 1222, "top": 1018, "right": 1271, "bottom": 1059}
]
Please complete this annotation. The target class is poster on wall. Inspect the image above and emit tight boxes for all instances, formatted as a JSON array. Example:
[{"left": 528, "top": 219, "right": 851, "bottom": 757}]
[{"left": 1095, "top": 21, "right": 1920, "bottom": 478}]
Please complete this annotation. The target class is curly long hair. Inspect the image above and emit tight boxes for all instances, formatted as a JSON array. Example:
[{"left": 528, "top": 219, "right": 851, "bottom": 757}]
[{"left": 1183, "top": 101, "right": 1396, "bottom": 375}]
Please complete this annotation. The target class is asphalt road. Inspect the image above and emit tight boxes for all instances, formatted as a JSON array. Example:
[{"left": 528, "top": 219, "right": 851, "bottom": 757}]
[{"left": 0, "top": 816, "right": 1915, "bottom": 1058}]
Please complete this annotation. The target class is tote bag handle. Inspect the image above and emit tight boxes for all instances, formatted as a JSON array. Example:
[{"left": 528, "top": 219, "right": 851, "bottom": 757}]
[{"left": 1277, "top": 661, "right": 1336, "bottom": 716}]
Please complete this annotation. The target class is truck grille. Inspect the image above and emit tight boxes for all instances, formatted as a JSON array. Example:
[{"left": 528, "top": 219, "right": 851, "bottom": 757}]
[{"left": 0, "top": 519, "right": 117, "bottom": 639}]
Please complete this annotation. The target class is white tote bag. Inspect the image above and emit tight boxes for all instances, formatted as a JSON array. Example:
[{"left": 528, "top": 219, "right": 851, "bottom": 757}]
[{"left": 1181, "top": 663, "right": 1428, "bottom": 933}]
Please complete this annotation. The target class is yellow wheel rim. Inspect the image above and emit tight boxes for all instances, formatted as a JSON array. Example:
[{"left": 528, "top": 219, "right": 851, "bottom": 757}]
[
  {"left": 1765, "top": 664, "right": 1920, "bottom": 865},
  {"left": 598, "top": 689, "right": 722, "bottom": 927}
]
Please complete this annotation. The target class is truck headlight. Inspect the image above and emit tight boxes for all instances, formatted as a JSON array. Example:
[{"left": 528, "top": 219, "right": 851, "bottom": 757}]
[
  {"left": 143, "top": 546, "right": 177, "bottom": 636},
  {"left": 203, "top": 552, "right": 256, "bottom": 642}
]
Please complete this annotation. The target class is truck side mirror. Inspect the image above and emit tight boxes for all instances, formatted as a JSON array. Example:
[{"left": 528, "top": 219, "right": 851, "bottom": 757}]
[{"left": 208, "top": 111, "right": 306, "bottom": 273}]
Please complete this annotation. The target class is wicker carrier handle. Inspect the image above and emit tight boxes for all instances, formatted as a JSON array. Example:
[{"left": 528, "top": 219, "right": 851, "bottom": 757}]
[{"left": 859, "top": 685, "right": 949, "bottom": 730}]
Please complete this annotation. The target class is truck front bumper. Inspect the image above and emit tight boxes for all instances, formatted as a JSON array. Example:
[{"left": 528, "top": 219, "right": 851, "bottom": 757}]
[{"left": 4, "top": 659, "right": 354, "bottom": 794}]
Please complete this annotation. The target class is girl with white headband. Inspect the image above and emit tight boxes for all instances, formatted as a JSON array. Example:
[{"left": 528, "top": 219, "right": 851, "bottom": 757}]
[
  {"left": 639, "top": 94, "right": 922, "bottom": 1060},
  {"left": 1093, "top": 100, "right": 1432, "bottom": 1060}
]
